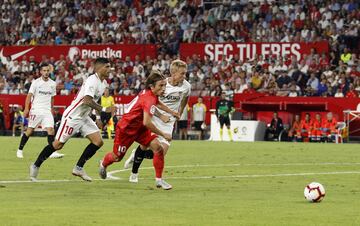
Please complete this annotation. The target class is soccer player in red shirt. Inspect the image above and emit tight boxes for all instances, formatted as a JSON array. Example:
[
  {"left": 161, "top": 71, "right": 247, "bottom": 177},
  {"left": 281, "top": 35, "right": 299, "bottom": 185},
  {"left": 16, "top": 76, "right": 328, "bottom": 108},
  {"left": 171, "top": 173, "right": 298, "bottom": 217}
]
[
  {"left": 99, "top": 70, "right": 179, "bottom": 189},
  {"left": 321, "top": 112, "right": 338, "bottom": 142},
  {"left": 300, "top": 113, "right": 312, "bottom": 142}
]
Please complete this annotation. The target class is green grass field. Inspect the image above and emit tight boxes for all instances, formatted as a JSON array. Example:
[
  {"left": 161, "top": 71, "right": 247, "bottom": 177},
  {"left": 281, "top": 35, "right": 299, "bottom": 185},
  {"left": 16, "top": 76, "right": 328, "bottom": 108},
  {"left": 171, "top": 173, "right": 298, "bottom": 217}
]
[{"left": 0, "top": 136, "right": 359, "bottom": 226}]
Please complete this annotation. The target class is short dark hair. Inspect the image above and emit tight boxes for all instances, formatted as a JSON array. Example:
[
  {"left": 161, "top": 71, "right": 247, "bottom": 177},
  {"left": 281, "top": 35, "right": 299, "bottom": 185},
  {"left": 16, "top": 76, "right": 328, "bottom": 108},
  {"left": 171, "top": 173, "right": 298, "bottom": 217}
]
[
  {"left": 145, "top": 70, "right": 165, "bottom": 89},
  {"left": 94, "top": 58, "right": 110, "bottom": 65},
  {"left": 39, "top": 63, "right": 49, "bottom": 69}
]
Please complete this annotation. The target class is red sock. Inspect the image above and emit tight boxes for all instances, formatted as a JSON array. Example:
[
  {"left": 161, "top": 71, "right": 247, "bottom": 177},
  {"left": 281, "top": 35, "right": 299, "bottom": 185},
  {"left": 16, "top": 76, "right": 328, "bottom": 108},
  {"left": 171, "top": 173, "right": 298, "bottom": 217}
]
[
  {"left": 153, "top": 151, "right": 164, "bottom": 178},
  {"left": 102, "top": 152, "right": 116, "bottom": 168}
]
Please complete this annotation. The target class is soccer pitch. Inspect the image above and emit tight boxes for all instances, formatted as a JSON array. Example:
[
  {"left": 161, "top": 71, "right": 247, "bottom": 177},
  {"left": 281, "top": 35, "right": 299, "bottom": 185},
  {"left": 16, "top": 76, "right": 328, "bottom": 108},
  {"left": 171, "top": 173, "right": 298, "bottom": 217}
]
[{"left": 0, "top": 137, "right": 359, "bottom": 226}]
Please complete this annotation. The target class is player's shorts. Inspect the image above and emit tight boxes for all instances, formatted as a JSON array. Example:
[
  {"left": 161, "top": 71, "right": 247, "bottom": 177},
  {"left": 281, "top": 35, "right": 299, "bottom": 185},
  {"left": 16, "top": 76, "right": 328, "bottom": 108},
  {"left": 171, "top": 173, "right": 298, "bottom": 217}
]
[
  {"left": 193, "top": 121, "right": 204, "bottom": 131},
  {"left": 112, "top": 126, "right": 157, "bottom": 159},
  {"left": 151, "top": 116, "right": 175, "bottom": 146},
  {"left": 178, "top": 120, "right": 188, "bottom": 129},
  {"left": 28, "top": 112, "right": 54, "bottom": 129},
  {"left": 219, "top": 116, "right": 230, "bottom": 127},
  {"left": 55, "top": 116, "right": 99, "bottom": 143}
]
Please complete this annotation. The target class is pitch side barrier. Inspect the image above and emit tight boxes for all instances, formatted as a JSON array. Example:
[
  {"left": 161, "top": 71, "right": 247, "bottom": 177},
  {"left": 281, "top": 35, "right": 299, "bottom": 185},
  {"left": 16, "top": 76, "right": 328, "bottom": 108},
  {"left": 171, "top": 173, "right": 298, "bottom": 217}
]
[{"left": 1, "top": 94, "right": 359, "bottom": 139}]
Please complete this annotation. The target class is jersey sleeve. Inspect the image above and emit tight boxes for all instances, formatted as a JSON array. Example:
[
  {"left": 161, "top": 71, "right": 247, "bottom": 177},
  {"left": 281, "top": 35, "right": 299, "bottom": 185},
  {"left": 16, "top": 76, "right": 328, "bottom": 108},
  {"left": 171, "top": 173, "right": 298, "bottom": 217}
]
[
  {"left": 185, "top": 84, "right": 191, "bottom": 97},
  {"left": 83, "top": 76, "right": 96, "bottom": 98},
  {"left": 51, "top": 82, "right": 56, "bottom": 96},
  {"left": 142, "top": 96, "right": 157, "bottom": 116},
  {"left": 28, "top": 80, "right": 36, "bottom": 94}
]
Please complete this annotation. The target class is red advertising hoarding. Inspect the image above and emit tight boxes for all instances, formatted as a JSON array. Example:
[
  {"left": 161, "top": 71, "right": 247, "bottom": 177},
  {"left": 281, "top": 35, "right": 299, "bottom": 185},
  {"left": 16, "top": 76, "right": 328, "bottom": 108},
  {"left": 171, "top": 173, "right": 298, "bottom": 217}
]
[
  {"left": 0, "top": 44, "right": 157, "bottom": 62},
  {"left": 180, "top": 42, "right": 329, "bottom": 61}
]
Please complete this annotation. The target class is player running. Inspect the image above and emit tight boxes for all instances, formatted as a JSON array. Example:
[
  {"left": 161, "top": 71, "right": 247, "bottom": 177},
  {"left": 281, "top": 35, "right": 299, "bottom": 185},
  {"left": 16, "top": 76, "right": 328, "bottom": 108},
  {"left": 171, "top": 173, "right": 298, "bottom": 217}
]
[
  {"left": 16, "top": 63, "right": 64, "bottom": 159},
  {"left": 29, "top": 58, "right": 115, "bottom": 182},
  {"left": 123, "top": 60, "right": 190, "bottom": 189},
  {"left": 99, "top": 70, "right": 180, "bottom": 190}
]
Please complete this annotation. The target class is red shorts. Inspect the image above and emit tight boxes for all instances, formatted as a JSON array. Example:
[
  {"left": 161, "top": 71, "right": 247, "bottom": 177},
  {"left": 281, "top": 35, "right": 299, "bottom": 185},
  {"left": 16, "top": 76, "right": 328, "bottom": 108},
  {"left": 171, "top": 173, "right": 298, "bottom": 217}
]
[{"left": 112, "top": 126, "right": 157, "bottom": 159}]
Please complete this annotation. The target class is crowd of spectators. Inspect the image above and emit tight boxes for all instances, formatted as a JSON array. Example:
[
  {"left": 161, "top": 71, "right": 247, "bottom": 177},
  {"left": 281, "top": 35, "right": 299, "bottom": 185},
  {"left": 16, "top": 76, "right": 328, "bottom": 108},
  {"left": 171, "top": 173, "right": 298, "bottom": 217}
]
[{"left": 0, "top": 0, "right": 359, "bottom": 97}]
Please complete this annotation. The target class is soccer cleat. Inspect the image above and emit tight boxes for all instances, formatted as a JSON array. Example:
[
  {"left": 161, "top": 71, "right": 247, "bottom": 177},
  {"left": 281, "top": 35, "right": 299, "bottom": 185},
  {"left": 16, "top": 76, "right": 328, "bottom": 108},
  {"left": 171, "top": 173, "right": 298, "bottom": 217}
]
[
  {"left": 72, "top": 166, "right": 92, "bottom": 182},
  {"left": 98, "top": 160, "right": 107, "bottom": 179},
  {"left": 129, "top": 173, "right": 138, "bottom": 183},
  {"left": 16, "top": 149, "right": 24, "bottom": 158},
  {"left": 156, "top": 179, "right": 172, "bottom": 190},
  {"left": 29, "top": 163, "right": 39, "bottom": 182},
  {"left": 124, "top": 149, "right": 136, "bottom": 169},
  {"left": 49, "top": 151, "right": 64, "bottom": 159}
]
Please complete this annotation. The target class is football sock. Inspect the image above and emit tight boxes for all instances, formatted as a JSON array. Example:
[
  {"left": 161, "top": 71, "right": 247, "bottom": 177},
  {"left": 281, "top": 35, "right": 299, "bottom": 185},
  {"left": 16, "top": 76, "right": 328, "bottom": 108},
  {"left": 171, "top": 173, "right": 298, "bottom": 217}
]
[
  {"left": 107, "top": 126, "right": 112, "bottom": 139},
  {"left": 47, "top": 135, "right": 54, "bottom": 146},
  {"left": 34, "top": 144, "right": 56, "bottom": 167},
  {"left": 153, "top": 151, "right": 164, "bottom": 178},
  {"left": 132, "top": 146, "right": 146, "bottom": 174},
  {"left": 228, "top": 129, "right": 233, "bottom": 141},
  {"left": 102, "top": 152, "right": 117, "bottom": 167},
  {"left": 219, "top": 128, "right": 223, "bottom": 140},
  {"left": 144, "top": 149, "right": 154, "bottom": 159},
  {"left": 76, "top": 143, "right": 100, "bottom": 167},
  {"left": 18, "top": 133, "right": 29, "bottom": 150}
]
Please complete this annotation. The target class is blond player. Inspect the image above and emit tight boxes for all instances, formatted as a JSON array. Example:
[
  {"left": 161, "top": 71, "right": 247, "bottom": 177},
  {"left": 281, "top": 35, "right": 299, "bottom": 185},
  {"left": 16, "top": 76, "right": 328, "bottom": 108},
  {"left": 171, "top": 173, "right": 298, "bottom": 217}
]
[{"left": 123, "top": 59, "right": 190, "bottom": 189}]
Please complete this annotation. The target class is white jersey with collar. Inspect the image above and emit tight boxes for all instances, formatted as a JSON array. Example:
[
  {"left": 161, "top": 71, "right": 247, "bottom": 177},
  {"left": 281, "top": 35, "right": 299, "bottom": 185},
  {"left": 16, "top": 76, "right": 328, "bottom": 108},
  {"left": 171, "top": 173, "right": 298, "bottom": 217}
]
[
  {"left": 29, "top": 77, "right": 56, "bottom": 114},
  {"left": 154, "top": 78, "right": 191, "bottom": 129},
  {"left": 63, "top": 73, "right": 108, "bottom": 119}
]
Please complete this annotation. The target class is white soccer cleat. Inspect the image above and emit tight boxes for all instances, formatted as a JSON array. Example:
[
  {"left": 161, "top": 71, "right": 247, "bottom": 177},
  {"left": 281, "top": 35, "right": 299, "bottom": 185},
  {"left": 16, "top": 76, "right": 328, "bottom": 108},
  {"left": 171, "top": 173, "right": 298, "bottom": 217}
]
[
  {"left": 72, "top": 166, "right": 92, "bottom": 182},
  {"left": 124, "top": 149, "right": 136, "bottom": 169},
  {"left": 99, "top": 160, "right": 107, "bottom": 179},
  {"left": 16, "top": 149, "right": 24, "bottom": 158},
  {"left": 29, "top": 163, "right": 39, "bottom": 182},
  {"left": 129, "top": 173, "right": 138, "bottom": 183},
  {"left": 49, "top": 151, "right": 64, "bottom": 159},
  {"left": 156, "top": 179, "right": 172, "bottom": 190}
]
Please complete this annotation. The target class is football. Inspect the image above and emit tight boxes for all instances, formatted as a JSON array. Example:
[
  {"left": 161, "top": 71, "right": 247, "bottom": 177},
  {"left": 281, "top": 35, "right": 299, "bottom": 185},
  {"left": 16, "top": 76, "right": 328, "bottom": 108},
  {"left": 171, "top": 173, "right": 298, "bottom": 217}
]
[{"left": 304, "top": 182, "right": 326, "bottom": 202}]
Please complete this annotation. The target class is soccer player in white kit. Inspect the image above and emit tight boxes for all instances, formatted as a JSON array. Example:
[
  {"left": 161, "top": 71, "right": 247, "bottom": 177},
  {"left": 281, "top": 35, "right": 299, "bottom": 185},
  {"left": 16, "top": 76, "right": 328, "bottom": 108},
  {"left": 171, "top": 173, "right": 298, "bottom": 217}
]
[
  {"left": 123, "top": 59, "right": 191, "bottom": 189},
  {"left": 30, "top": 58, "right": 115, "bottom": 182},
  {"left": 16, "top": 63, "right": 64, "bottom": 159}
]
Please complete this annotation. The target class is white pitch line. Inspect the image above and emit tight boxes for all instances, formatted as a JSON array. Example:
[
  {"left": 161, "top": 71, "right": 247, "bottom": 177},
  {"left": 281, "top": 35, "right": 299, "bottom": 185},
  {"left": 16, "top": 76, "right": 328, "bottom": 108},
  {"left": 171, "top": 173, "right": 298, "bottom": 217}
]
[
  {"left": 106, "top": 162, "right": 360, "bottom": 177},
  {"left": 1, "top": 171, "right": 360, "bottom": 184},
  {"left": 166, "top": 171, "right": 360, "bottom": 180},
  {"left": 1, "top": 161, "right": 360, "bottom": 184}
]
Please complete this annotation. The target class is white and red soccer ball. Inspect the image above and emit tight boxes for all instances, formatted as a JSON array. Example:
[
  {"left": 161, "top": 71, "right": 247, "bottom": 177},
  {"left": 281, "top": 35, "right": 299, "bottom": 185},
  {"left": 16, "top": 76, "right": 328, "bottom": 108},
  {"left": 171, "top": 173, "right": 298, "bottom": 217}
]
[{"left": 304, "top": 182, "right": 325, "bottom": 202}]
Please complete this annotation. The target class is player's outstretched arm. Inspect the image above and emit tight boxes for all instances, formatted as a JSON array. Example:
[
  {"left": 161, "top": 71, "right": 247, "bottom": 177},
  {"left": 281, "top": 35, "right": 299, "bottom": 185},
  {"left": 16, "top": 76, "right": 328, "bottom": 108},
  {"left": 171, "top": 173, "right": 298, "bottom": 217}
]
[
  {"left": 157, "top": 101, "right": 180, "bottom": 119},
  {"left": 179, "top": 96, "right": 189, "bottom": 117},
  {"left": 83, "top": 95, "right": 116, "bottom": 113},
  {"left": 143, "top": 111, "right": 172, "bottom": 141},
  {"left": 154, "top": 108, "right": 171, "bottom": 123}
]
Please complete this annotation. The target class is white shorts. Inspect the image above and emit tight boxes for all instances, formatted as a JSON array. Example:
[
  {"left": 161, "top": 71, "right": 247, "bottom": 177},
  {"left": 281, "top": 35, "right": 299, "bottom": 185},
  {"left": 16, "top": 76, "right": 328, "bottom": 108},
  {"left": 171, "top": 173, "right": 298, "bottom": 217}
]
[
  {"left": 55, "top": 116, "right": 99, "bottom": 143},
  {"left": 152, "top": 116, "right": 175, "bottom": 147},
  {"left": 28, "top": 112, "right": 54, "bottom": 129}
]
